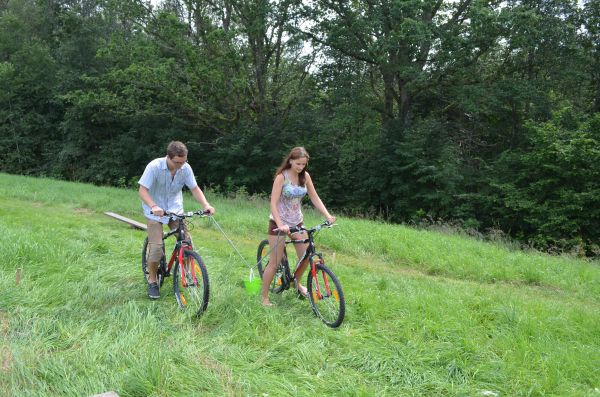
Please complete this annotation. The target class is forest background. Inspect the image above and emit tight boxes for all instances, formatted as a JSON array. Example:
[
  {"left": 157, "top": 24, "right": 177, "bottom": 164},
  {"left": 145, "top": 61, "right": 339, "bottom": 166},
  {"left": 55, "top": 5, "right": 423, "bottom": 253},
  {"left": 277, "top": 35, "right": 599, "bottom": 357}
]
[{"left": 1, "top": 0, "right": 600, "bottom": 256}]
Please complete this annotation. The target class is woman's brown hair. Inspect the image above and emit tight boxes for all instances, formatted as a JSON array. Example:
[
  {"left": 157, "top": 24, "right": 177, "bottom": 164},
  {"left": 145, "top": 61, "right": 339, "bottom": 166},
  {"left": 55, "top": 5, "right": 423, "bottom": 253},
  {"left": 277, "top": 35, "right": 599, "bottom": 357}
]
[{"left": 275, "top": 147, "right": 310, "bottom": 186}]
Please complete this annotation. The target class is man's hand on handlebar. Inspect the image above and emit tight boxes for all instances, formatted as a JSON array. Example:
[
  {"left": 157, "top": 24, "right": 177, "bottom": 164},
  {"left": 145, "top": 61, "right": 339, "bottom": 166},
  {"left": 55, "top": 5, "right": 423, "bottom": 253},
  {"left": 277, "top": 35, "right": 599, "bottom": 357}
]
[{"left": 150, "top": 205, "right": 164, "bottom": 217}]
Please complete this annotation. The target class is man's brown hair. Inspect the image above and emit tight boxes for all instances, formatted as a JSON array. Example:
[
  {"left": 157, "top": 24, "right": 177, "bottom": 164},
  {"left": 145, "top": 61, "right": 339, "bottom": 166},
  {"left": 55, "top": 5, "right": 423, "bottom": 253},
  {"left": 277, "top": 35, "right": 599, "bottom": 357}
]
[{"left": 166, "top": 141, "right": 188, "bottom": 158}]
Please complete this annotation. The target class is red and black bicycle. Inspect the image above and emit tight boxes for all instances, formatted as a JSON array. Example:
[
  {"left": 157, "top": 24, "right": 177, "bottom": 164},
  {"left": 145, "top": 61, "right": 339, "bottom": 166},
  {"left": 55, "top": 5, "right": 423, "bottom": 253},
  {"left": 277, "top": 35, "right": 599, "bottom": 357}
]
[
  {"left": 141, "top": 210, "right": 210, "bottom": 317},
  {"left": 257, "top": 221, "right": 346, "bottom": 328}
]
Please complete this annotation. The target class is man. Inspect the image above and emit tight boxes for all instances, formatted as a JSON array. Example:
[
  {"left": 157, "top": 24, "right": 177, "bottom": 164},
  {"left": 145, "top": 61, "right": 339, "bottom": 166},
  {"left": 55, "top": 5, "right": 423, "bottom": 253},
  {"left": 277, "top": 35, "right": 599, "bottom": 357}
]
[{"left": 138, "top": 141, "right": 215, "bottom": 299}]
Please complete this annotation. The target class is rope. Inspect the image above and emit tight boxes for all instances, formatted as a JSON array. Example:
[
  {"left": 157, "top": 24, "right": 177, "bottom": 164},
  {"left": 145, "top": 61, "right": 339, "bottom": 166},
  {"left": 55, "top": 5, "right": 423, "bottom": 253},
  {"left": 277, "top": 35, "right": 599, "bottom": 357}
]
[{"left": 208, "top": 216, "right": 286, "bottom": 271}]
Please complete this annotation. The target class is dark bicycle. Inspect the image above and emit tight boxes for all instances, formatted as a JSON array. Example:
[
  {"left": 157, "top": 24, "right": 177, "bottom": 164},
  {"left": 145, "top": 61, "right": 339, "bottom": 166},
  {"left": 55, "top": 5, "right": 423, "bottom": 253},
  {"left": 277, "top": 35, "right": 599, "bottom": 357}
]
[
  {"left": 141, "top": 210, "right": 210, "bottom": 317},
  {"left": 256, "top": 221, "right": 345, "bottom": 328}
]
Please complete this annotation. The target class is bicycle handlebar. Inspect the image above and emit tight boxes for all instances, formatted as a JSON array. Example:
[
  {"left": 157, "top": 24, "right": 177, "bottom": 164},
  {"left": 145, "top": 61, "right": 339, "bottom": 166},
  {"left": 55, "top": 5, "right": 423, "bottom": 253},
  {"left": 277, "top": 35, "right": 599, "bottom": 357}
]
[
  {"left": 150, "top": 209, "right": 212, "bottom": 219},
  {"left": 276, "top": 220, "right": 334, "bottom": 234}
]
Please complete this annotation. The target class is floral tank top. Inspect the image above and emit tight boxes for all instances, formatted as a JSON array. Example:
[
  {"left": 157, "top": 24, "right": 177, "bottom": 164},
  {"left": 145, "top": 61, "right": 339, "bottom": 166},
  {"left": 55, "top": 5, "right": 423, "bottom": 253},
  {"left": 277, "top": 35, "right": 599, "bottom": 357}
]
[{"left": 270, "top": 170, "right": 307, "bottom": 226}]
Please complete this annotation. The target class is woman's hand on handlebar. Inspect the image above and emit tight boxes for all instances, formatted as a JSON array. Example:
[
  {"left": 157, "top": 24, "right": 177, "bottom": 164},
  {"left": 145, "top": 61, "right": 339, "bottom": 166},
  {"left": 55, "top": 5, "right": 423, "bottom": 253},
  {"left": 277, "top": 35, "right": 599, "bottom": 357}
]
[
  {"left": 204, "top": 205, "right": 216, "bottom": 215},
  {"left": 325, "top": 215, "right": 336, "bottom": 225},
  {"left": 275, "top": 224, "right": 290, "bottom": 234}
]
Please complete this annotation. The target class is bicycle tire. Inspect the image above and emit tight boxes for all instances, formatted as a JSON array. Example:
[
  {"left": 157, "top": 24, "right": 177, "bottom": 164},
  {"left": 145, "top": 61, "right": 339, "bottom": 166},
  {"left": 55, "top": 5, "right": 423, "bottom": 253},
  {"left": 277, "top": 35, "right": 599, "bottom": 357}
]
[
  {"left": 256, "top": 239, "right": 269, "bottom": 277},
  {"left": 141, "top": 237, "right": 166, "bottom": 287},
  {"left": 307, "top": 262, "right": 345, "bottom": 328},
  {"left": 173, "top": 249, "right": 209, "bottom": 317},
  {"left": 257, "top": 239, "right": 286, "bottom": 293}
]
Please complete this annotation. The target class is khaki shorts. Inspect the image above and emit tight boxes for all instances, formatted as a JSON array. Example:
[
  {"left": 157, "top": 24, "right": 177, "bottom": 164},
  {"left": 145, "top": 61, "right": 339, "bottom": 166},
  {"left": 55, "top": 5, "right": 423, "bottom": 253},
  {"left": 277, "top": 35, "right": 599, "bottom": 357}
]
[{"left": 146, "top": 219, "right": 191, "bottom": 262}]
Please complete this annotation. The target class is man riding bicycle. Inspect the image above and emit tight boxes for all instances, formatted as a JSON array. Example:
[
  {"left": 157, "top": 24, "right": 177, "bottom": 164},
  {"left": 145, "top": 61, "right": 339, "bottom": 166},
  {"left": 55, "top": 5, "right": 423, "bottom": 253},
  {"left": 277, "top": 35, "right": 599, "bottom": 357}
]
[{"left": 138, "top": 141, "right": 215, "bottom": 299}]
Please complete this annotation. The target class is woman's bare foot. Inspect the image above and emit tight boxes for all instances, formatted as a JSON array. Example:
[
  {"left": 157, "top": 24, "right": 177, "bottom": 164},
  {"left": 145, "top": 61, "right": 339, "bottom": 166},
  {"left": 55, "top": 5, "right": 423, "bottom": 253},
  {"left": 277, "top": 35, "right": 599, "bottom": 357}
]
[
  {"left": 296, "top": 283, "right": 308, "bottom": 298},
  {"left": 261, "top": 298, "right": 274, "bottom": 307}
]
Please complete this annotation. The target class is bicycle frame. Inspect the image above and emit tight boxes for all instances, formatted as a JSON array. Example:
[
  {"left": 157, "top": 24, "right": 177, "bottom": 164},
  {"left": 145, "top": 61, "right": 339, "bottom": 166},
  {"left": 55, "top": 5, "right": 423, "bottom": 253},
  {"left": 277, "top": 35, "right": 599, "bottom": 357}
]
[
  {"left": 161, "top": 211, "right": 208, "bottom": 286},
  {"left": 280, "top": 223, "right": 331, "bottom": 298}
]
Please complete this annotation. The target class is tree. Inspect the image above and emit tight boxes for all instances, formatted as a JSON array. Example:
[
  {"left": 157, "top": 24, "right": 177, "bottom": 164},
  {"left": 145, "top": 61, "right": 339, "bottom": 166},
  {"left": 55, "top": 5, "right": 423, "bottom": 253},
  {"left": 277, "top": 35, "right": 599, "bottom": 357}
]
[
  {"left": 0, "top": 0, "right": 60, "bottom": 175},
  {"left": 582, "top": 0, "right": 600, "bottom": 112},
  {"left": 483, "top": 110, "right": 600, "bottom": 254}
]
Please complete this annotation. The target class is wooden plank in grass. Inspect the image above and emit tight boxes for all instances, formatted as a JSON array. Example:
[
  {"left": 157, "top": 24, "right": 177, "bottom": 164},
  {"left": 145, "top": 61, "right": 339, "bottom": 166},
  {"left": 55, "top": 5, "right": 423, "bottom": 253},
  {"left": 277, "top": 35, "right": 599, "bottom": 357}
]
[{"left": 104, "top": 211, "right": 147, "bottom": 231}]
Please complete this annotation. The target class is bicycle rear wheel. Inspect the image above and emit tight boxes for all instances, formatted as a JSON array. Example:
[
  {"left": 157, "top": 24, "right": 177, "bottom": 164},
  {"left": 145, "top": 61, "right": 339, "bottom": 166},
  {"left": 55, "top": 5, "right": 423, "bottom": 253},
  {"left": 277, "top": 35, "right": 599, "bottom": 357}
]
[
  {"left": 141, "top": 237, "right": 166, "bottom": 287},
  {"left": 256, "top": 239, "right": 270, "bottom": 277},
  {"left": 307, "top": 263, "right": 345, "bottom": 328},
  {"left": 173, "top": 249, "right": 209, "bottom": 317},
  {"left": 257, "top": 239, "right": 286, "bottom": 293}
]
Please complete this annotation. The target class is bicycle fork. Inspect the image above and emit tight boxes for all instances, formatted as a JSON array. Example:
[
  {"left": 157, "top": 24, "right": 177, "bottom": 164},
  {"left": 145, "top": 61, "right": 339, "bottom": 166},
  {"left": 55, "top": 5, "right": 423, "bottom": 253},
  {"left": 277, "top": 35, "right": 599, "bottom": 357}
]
[
  {"left": 166, "top": 243, "right": 199, "bottom": 288},
  {"left": 178, "top": 244, "right": 199, "bottom": 288},
  {"left": 308, "top": 255, "right": 337, "bottom": 302}
]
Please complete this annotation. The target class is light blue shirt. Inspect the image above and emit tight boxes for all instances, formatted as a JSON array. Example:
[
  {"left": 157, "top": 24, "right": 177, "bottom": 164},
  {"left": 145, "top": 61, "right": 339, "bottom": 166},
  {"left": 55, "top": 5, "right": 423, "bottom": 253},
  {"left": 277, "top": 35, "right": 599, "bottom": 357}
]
[{"left": 138, "top": 157, "right": 198, "bottom": 224}]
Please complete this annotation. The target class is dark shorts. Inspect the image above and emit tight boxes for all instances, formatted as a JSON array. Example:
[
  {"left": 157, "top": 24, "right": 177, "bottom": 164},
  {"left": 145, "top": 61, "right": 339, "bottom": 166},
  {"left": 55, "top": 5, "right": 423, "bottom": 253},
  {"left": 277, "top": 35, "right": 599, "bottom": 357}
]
[{"left": 267, "top": 219, "right": 303, "bottom": 236}]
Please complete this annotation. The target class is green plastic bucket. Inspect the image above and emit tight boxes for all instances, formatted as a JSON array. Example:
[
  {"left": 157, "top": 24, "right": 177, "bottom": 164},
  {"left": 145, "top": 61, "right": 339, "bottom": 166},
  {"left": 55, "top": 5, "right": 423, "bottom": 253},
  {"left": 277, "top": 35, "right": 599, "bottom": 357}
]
[{"left": 244, "top": 269, "right": 261, "bottom": 295}]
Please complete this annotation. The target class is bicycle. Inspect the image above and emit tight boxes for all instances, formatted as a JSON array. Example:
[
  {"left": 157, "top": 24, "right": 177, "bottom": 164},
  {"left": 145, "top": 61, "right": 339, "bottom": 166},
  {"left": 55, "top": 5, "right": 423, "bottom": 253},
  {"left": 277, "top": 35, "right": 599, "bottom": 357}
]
[
  {"left": 256, "top": 221, "right": 345, "bottom": 328},
  {"left": 141, "top": 210, "right": 210, "bottom": 317}
]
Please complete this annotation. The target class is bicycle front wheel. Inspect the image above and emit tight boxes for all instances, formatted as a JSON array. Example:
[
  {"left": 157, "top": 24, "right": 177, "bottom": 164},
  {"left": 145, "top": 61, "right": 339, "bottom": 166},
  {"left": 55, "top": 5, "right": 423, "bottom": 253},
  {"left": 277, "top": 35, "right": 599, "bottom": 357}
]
[
  {"left": 307, "top": 263, "right": 345, "bottom": 328},
  {"left": 173, "top": 249, "right": 209, "bottom": 317}
]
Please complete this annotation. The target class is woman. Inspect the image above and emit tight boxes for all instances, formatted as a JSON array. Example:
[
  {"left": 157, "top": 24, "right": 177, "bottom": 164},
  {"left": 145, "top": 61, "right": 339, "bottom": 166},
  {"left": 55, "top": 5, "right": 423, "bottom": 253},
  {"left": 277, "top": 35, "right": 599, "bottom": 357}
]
[{"left": 261, "top": 147, "right": 336, "bottom": 306}]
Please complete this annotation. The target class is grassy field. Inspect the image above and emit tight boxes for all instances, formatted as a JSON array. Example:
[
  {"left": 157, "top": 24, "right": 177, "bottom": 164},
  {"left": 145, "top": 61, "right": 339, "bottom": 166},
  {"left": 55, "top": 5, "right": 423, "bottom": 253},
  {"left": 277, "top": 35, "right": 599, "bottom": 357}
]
[{"left": 0, "top": 172, "right": 599, "bottom": 396}]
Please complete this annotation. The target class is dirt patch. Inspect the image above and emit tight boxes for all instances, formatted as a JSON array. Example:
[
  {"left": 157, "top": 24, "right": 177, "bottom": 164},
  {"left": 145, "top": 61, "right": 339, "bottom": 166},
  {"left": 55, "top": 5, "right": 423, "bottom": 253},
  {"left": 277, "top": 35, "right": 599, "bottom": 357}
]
[
  {"left": 1, "top": 347, "right": 12, "bottom": 372},
  {"left": 200, "top": 356, "right": 241, "bottom": 394},
  {"left": 0, "top": 313, "right": 12, "bottom": 371},
  {"left": 0, "top": 312, "right": 8, "bottom": 336},
  {"left": 74, "top": 207, "right": 93, "bottom": 214}
]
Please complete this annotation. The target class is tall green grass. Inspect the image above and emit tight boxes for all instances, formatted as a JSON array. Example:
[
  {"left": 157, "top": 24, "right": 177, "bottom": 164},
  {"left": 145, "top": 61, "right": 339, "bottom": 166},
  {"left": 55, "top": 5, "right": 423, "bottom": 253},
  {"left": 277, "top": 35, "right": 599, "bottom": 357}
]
[{"left": 1, "top": 173, "right": 599, "bottom": 396}]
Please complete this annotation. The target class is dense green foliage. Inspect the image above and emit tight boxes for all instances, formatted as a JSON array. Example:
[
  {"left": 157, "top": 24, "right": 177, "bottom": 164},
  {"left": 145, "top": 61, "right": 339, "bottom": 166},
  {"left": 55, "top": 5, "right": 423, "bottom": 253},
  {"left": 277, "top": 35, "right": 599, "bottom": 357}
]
[
  {"left": 1, "top": 0, "right": 599, "bottom": 254},
  {"left": 1, "top": 174, "right": 599, "bottom": 395}
]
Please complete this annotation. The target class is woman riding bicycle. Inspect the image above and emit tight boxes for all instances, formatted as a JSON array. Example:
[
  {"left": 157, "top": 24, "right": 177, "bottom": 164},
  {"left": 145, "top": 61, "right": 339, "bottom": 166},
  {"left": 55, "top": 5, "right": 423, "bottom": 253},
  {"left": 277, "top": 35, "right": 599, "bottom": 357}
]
[{"left": 261, "top": 147, "right": 336, "bottom": 307}]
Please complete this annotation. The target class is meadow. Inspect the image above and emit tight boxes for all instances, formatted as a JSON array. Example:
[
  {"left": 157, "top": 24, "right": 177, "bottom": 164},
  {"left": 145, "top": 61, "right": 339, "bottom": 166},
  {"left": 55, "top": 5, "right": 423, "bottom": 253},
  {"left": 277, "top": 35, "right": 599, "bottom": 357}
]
[{"left": 0, "top": 172, "right": 599, "bottom": 396}]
